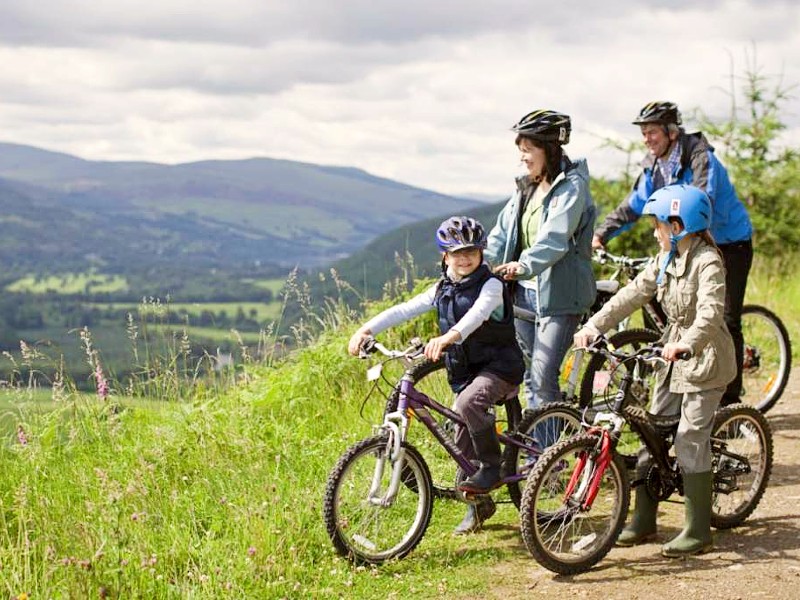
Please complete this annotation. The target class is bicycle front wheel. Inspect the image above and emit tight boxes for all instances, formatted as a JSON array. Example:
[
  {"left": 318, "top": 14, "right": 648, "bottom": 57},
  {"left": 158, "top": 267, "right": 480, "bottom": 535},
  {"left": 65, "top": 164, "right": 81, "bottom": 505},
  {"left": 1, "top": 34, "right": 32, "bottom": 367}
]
[
  {"left": 519, "top": 433, "right": 630, "bottom": 575},
  {"left": 710, "top": 404, "right": 773, "bottom": 529},
  {"left": 740, "top": 305, "right": 792, "bottom": 413},
  {"left": 503, "top": 402, "right": 582, "bottom": 508},
  {"left": 323, "top": 435, "right": 434, "bottom": 564}
]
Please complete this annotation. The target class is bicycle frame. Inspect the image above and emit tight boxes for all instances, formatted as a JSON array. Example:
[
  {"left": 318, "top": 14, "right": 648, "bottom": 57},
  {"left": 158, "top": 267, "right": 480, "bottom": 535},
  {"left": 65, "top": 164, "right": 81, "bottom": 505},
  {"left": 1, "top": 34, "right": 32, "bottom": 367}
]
[
  {"left": 593, "top": 250, "right": 666, "bottom": 333},
  {"left": 564, "top": 344, "right": 676, "bottom": 510},
  {"left": 367, "top": 372, "right": 537, "bottom": 507}
]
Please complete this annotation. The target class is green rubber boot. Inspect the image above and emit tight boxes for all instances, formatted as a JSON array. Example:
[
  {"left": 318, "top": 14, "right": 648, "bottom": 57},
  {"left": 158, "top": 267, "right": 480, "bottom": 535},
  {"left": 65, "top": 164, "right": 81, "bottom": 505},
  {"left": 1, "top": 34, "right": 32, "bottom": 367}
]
[
  {"left": 616, "top": 485, "right": 658, "bottom": 546},
  {"left": 662, "top": 471, "right": 713, "bottom": 557}
]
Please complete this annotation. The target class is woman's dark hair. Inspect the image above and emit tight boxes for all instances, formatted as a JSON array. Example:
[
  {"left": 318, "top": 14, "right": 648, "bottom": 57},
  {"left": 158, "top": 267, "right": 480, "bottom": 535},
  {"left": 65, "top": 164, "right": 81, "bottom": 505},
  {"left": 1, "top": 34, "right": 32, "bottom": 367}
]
[{"left": 516, "top": 135, "right": 570, "bottom": 183}]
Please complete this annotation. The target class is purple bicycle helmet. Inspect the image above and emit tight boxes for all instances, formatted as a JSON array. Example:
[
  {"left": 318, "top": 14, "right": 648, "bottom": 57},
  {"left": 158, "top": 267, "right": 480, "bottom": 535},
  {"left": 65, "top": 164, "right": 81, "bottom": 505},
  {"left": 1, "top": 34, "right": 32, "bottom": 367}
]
[{"left": 436, "top": 216, "right": 487, "bottom": 252}]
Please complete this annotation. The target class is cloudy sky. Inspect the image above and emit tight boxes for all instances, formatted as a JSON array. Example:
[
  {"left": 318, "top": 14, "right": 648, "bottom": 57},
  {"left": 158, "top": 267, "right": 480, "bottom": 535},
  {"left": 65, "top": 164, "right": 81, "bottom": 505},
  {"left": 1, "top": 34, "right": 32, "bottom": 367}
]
[{"left": 1, "top": 0, "right": 798, "bottom": 197}]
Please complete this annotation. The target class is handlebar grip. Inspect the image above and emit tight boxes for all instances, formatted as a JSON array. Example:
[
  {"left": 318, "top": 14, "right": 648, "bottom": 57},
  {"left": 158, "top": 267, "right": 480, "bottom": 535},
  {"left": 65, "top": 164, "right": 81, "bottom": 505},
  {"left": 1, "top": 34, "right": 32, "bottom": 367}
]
[{"left": 359, "top": 336, "right": 378, "bottom": 356}]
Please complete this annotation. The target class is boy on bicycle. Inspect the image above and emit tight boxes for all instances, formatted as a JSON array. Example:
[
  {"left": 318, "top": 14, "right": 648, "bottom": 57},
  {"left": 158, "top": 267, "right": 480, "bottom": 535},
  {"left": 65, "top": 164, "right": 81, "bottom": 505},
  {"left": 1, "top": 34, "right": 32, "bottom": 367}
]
[
  {"left": 575, "top": 184, "right": 736, "bottom": 557},
  {"left": 348, "top": 216, "right": 525, "bottom": 534}
]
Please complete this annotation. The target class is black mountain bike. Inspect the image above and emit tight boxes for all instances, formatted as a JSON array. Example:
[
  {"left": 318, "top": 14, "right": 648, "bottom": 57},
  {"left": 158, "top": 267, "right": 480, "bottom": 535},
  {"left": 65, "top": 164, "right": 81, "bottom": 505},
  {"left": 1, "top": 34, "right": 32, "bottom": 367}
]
[{"left": 519, "top": 338, "right": 773, "bottom": 575}]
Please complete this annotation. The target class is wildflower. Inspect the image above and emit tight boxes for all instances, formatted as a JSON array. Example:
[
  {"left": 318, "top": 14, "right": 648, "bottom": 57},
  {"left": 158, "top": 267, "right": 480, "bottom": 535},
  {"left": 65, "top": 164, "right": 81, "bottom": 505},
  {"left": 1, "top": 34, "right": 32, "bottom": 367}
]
[
  {"left": 247, "top": 546, "right": 256, "bottom": 557},
  {"left": 94, "top": 363, "right": 110, "bottom": 401},
  {"left": 16, "top": 425, "right": 27, "bottom": 446}
]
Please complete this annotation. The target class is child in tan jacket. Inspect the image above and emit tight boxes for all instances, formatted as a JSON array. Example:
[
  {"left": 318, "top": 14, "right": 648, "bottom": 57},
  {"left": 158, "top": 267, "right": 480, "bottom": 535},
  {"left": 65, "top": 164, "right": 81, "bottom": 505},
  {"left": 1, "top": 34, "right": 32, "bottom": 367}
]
[{"left": 574, "top": 184, "right": 736, "bottom": 558}]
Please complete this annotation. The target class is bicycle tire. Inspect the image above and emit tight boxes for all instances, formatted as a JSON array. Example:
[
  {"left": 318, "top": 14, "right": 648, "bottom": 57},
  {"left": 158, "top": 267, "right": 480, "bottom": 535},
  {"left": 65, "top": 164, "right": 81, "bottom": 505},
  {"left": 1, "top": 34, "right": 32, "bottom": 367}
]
[
  {"left": 519, "top": 433, "right": 630, "bottom": 575},
  {"left": 323, "top": 435, "right": 434, "bottom": 564},
  {"left": 578, "top": 328, "right": 662, "bottom": 410},
  {"left": 503, "top": 402, "right": 582, "bottom": 509},
  {"left": 710, "top": 404, "right": 773, "bottom": 529},
  {"left": 739, "top": 305, "right": 792, "bottom": 413}
]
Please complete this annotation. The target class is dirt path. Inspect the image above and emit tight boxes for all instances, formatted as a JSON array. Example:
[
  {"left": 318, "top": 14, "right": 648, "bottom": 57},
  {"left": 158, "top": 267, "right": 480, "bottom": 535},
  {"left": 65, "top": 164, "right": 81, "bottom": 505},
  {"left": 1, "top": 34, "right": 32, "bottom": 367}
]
[{"left": 469, "top": 368, "right": 800, "bottom": 600}]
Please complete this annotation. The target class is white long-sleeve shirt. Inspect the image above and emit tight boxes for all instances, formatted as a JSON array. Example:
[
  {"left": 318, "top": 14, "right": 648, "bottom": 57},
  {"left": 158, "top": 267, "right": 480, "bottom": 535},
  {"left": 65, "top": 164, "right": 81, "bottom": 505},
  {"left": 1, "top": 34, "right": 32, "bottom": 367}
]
[{"left": 362, "top": 269, "right": 504, "bottom": 344}]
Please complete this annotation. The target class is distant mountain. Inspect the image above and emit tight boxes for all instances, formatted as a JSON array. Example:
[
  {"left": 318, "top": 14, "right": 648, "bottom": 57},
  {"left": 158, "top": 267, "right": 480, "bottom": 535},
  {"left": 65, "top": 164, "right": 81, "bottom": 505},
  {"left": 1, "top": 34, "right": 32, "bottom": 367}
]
[
  {"left": 313, "top": 200, "right": 508, "bottom": 300},
  {"left": 0, "top": 142, "right": 481, "bottom": 281}
]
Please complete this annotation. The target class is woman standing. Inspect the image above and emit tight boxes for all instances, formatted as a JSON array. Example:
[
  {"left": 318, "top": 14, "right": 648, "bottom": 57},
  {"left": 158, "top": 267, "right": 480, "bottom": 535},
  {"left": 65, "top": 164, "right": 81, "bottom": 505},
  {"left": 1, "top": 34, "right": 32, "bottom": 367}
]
[{"left": 485, "top": 109, "right": 596, "bottom": 410}]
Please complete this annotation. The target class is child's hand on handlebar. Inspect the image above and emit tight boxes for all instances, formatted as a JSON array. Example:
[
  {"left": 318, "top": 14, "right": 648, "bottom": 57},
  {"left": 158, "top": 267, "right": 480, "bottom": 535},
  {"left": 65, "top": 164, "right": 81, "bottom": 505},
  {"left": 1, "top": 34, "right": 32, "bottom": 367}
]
[
  {"left": 661, "top": 342, "right": 693, "bottom": 361},
  {"left": 573, "top": 326, "right": 599, "bottom": 348},
  {"left": 424, "top": 330, "right": 461, "bottom": 361},
  {"left": 348, "top": 329, "right": 372, "bottom": 356}
]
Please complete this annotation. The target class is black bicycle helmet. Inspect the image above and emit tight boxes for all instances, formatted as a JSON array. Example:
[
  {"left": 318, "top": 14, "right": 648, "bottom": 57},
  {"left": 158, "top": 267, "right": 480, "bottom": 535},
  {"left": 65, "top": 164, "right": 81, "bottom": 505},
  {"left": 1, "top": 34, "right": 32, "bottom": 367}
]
[
  {"left": 435, "top": 216, "right": 487, "bottom": 252},
  {"left": 511, "top": 109, "right": 571, "bottom": 144},
  {"left": 632, "top": 101, "right": 682, "bottom": 126}
]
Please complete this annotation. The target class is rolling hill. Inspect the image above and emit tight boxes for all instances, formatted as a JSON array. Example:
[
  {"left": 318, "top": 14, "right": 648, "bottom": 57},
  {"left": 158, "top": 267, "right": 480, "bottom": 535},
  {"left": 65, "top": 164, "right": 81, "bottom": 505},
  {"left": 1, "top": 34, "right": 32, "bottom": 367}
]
[
  {"left": 0, "top": 142, "right": 481, "bottom": 281},
  {"left": 311, "top": 200, "right": 508, "bottom": 300}
]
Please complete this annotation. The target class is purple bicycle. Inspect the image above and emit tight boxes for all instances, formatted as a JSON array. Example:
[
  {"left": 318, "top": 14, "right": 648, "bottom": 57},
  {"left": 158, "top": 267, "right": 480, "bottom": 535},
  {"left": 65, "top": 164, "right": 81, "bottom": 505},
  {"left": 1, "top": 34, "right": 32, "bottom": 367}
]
[{"left": 323, "top": 336, "right": 582, "bottom": 564}]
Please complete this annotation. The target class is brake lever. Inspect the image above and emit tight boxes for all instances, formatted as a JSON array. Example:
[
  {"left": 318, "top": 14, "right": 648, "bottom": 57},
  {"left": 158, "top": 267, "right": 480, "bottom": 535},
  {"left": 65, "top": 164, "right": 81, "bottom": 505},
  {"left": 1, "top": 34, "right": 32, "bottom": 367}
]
[{"left": 358, "top": 336, "right": 377, "bottom": 359}]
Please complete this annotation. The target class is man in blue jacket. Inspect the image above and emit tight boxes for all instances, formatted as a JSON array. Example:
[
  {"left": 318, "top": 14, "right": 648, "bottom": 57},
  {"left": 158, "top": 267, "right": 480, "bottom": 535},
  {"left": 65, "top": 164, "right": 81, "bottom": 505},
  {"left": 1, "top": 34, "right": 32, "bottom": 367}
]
[{"left": 592, "top": 101, "right": 753, "bottom": 406}]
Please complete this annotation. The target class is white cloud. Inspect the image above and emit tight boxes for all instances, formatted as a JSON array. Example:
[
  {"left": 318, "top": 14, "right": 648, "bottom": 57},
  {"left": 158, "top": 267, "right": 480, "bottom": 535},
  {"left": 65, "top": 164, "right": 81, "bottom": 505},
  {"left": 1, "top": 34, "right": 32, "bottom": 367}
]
[{"left": 0, "top": 0, "right": 798, "bottom": 196}]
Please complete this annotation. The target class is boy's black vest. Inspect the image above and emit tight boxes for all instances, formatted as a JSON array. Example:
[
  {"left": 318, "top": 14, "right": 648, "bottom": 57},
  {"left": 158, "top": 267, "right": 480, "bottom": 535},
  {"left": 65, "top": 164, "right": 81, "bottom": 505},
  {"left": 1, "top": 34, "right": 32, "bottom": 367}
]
[{"left": 434, "top": 264, "right": 525, "bottom": 392}]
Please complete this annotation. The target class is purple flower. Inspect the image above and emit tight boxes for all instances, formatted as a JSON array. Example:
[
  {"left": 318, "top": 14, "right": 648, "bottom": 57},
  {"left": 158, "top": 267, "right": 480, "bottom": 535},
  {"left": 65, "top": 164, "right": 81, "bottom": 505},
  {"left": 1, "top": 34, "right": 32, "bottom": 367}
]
[
  {"left": 247, "top": 546, "right": 256, "bottom": 557},
  {"left": 94, "top": 363, "right": 110, "bottom": 400},
  {"left": 16, "top": 425, "right": 28, "bottom": 446}
]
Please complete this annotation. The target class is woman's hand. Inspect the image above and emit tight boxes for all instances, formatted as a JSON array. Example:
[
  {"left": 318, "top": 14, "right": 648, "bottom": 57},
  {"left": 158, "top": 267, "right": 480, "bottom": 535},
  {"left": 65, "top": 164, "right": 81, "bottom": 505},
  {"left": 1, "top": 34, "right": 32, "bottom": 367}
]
[
  {"left": 662, "top": 342, "right": 693, "bottom": 361},
  {"left": 347, "top": 329, "right": 372, "bottom": 356},
  {"left": 424, "top": 330, "right": 462, "bottom": 361},
  {"left": 494, "top": 261, "right": 525, "bottom": 280},
  {"left": 573, "top": 327, "right": 598, "bottom": 348}
]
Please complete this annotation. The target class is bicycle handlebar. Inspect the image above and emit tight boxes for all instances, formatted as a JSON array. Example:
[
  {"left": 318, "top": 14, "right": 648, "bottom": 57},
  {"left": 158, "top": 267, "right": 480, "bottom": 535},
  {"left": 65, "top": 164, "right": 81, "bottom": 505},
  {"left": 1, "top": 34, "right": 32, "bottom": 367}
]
[
  {"left": 593, "top": 249, "right": 652, "bottom": 270},
  {"left": 582, "top": 335, "right": 691, "bottom": 364},
  {"left": 358, "top": 336, "right": 425, "bottom": 360},
  {"left": 513, "top": 305, "right": 537, "bottom": 323}
]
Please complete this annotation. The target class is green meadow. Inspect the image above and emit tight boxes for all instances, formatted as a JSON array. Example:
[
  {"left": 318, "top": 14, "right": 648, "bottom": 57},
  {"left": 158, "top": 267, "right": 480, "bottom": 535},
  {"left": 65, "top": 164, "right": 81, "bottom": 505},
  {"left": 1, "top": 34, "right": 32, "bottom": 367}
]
[
  {"left": 7, "top": 271, "right": 129, "bottom": 294},
  {"left": 0, "top": 257, "right": 796, "bottom": 598}
]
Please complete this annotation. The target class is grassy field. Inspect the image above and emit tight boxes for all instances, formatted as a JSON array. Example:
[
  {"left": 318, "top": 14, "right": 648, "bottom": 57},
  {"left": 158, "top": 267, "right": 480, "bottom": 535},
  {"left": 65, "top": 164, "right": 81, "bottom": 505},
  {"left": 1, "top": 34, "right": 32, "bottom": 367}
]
[
  {"left": 88, "top": 301, "right": 284, "bottom": 323},
  {"left": 0, "top": 259, "right": 796, "bottom": 597},
  {"left": 6, "top": 271, "right": 129, "bottom": 294},
  {"left": 241, "top": 278, "right": 287, "bottom": 295}
]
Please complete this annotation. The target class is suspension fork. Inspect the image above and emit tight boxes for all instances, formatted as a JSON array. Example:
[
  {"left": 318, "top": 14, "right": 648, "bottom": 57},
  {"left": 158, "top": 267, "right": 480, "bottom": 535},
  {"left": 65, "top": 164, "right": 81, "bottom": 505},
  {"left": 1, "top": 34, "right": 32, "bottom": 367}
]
[
  {"left": 563, "top": 429, "right": 613, "bottom": 510},
  {"left": 367, "top": 383, "right": 412, "bottom": 506}
]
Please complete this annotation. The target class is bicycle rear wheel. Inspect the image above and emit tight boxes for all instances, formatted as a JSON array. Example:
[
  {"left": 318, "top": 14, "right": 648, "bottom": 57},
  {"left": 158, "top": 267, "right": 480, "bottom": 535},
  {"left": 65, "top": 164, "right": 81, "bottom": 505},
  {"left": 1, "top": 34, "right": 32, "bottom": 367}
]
[
  {"left": 519, "top": 433, "right": 630, "bottom": 575},
  {"left": 739, "top": 305, "right": 792, "bottom": 413},
  {"left": 323, "top": 435, "right": 434, "bottom": 564},
  {"left": 503, "top": 402, "right": 582, "bottom": 508},
  {"left": 710, "top": 404, "right": 773, "bottom": 529}
]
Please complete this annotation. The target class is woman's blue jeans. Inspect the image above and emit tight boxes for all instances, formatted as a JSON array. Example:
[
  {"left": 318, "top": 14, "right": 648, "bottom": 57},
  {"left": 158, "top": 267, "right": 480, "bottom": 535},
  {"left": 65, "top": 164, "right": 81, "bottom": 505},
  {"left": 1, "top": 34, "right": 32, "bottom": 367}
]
[{"left": 514, "top": 285, "right": 581, "bottom": 410}]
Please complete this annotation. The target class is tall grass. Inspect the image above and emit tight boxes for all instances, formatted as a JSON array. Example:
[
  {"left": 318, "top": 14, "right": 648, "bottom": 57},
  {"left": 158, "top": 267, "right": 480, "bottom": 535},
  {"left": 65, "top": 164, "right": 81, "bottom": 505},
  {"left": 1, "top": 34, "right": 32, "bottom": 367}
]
[{"left": 0, "top": 256, "right": 797, "bottom": 598}]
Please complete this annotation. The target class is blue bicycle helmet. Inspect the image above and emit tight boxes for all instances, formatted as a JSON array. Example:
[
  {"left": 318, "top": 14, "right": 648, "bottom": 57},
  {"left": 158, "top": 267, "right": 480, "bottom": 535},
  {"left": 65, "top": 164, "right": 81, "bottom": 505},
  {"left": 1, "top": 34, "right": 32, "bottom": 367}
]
[
  {"left": 644, "top": 184, "right": 712, "bottom": 284},
  {"left": 436, "top": 216, "right": 487, "bottom": 252},
  {"left": 643, "top": 184, "right": 712, "bottom": 235}
]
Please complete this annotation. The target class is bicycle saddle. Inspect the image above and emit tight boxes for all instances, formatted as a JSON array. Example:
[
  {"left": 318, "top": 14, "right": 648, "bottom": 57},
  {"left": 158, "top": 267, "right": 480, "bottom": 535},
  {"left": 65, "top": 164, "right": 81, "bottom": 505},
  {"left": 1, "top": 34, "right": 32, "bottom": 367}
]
[
  {"left": 596, "top": 280, "right": 620, "bottom": 294},
  {"left": 623, "top": 405, "right": 680, "bottom": 435}
]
